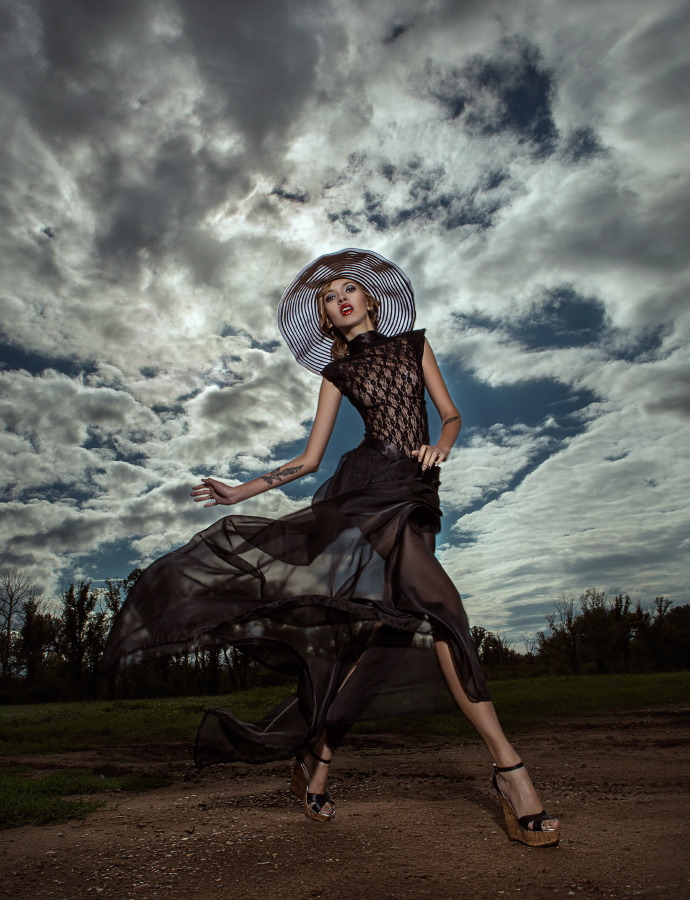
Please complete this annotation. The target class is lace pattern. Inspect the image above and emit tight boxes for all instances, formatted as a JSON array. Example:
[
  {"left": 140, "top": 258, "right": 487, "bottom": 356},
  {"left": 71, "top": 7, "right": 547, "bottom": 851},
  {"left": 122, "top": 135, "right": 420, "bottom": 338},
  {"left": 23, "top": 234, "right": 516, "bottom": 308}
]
[{"left": 322, "top": 330, "right": 429, "bottom": 456}]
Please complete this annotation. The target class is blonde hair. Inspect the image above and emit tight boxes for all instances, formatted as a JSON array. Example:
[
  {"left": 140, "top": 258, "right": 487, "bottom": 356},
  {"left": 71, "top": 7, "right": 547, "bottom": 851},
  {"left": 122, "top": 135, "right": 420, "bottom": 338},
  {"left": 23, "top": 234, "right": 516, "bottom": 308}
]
[{"left": 316, "top": 280, "right": 380, "bottom": 361}]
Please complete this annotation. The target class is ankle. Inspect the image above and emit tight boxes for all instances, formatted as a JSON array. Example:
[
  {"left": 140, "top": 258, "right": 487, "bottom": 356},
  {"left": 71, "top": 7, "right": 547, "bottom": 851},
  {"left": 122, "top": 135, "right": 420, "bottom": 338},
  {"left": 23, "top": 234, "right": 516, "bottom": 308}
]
[
  {"left": 494, "top": 760, "right": 524, "bottom": 774},
  {"left": 307, "top": 746, "right": 332, "bottom": 766},
  {"left": 492, "top": 749, "right": 522, "bottom": 770}
]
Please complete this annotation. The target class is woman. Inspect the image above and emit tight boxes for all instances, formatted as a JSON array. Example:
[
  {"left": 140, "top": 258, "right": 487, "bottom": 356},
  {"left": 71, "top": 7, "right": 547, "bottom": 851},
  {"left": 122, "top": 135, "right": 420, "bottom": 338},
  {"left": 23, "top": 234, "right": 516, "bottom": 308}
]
[{"left": 104, "top": 248, "right": 559, "bottom": 846}]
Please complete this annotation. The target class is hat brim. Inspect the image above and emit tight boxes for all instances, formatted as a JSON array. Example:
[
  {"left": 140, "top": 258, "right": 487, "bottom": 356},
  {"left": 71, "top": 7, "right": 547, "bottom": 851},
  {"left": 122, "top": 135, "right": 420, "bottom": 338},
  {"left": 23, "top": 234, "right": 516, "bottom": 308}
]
[{"left": 278, "top": 248, "right": 416, "bottom": 374}]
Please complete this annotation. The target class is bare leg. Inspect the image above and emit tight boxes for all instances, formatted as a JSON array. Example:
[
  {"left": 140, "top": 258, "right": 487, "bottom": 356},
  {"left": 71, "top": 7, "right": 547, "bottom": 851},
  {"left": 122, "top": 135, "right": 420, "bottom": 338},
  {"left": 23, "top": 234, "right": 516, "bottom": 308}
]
[
  {"left": 420, "top": 530, "right": 557, "bottom": 832},
  {"left": 304, "top": 731, "right": 333, "bottom": 785},
  {"left": 306, "top": 645, "right": 559, "bottom": 830},
  {"left": 302, "top": 527, "right": 557, "bottom": 830},
  {"left": 435, "top": 639, "right": 559, "bottom": 830}
]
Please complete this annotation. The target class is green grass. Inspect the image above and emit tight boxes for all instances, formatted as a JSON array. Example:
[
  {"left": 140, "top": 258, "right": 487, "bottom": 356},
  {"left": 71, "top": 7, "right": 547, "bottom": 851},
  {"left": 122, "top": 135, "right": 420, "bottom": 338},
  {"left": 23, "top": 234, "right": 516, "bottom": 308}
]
[
  {"left": 0, "top": 767, "right": 172, "bottom": 829},
  {"left": 0, "top": 672, "right": 687, "bottom": 829},
  {"left": 353, "top": 670, "right": 690, "bottom": 738},
  {"left": 0, "top": 672, "right": 687, "bottom": 756},
  {"left": 0, "top": 684, "right": 295, "bottom": 755}
]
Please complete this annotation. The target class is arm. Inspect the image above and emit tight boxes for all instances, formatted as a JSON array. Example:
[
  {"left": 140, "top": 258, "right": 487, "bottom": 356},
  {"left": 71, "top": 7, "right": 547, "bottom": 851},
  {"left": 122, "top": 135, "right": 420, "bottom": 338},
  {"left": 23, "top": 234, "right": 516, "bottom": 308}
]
[
  {"left": 412, "top": 339, "right": 462, "bottom": 471},
  {"left": 191, "top": 378, "right": 343, "bottom": 507}
]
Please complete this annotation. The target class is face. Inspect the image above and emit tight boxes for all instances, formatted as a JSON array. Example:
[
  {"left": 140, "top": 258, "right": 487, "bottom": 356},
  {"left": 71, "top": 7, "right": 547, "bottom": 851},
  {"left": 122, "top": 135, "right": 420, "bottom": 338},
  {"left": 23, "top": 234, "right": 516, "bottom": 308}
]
[{"left": 322, "top": 278, "right": 373, "bottom": 333}]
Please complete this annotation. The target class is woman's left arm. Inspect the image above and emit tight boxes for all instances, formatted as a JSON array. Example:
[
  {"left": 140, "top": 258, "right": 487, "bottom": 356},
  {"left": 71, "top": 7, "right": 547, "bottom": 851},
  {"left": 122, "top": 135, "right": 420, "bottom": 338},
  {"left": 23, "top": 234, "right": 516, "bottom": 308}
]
[{"left": 413, "top": 339, "right": 462, "bottom": 471}]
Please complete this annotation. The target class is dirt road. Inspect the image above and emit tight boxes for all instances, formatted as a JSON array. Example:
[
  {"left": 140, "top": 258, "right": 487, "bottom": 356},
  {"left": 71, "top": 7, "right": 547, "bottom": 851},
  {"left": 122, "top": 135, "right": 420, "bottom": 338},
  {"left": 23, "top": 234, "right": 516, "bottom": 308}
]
[{"left": 2, "top": 706, "right": 689, "bottom": 899}]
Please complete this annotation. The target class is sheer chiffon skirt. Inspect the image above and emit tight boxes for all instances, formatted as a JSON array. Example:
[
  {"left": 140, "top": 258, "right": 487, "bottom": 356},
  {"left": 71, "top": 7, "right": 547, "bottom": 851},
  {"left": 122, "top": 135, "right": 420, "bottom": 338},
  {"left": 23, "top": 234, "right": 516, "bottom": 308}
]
[{"left": 103, "top": 442, "right": 489, "bottom": 768}]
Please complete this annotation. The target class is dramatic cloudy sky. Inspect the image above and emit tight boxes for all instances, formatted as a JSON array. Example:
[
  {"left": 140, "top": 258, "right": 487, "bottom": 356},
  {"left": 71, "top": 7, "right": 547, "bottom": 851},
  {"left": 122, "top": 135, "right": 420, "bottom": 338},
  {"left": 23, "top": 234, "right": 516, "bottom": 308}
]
[{"left": 1, "top": 0, "right": 688, "bottom": 642}]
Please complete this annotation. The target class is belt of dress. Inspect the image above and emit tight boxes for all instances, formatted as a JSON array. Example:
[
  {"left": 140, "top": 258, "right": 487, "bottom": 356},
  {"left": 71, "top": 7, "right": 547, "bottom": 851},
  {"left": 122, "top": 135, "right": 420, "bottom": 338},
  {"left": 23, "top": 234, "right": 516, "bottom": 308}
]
[{"left": 359, "top": 435, "right": 410, "bottom": 462}]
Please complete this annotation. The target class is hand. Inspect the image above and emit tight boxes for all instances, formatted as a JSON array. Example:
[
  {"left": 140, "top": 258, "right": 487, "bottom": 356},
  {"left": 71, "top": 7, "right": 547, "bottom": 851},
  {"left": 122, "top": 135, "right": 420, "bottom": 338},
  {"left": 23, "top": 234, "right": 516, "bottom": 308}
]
[
  {"left": 412, "top": 444, "right": 449, "bottom": 471},
  {"left": 190, "top": 477, "right": 244, "bottom": 507}
]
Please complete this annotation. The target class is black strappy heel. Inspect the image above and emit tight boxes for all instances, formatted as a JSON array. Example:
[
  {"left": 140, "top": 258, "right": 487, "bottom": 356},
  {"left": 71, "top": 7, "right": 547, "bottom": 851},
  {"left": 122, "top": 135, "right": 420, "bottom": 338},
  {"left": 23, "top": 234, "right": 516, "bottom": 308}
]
[
  {"left": 492, "top": 762, "right": 560, "bottom": 847},
  {"left": 290, "top": 747, "right": 335, "bottom": 822}
]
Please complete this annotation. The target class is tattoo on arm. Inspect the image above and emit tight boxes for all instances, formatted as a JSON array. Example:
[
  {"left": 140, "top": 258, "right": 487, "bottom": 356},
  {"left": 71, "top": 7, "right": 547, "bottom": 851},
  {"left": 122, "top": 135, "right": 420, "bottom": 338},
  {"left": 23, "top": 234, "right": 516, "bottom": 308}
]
[
  {"left": 442, "top": 415, "right": 460, "bottom": 427},
  {"left": 261, "top": 464, "right": 304, "bottom": 486}
]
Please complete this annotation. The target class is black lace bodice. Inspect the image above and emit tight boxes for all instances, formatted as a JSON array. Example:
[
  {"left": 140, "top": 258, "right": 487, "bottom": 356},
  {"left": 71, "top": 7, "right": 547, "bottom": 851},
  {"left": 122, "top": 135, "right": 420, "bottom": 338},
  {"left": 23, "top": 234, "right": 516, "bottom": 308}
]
[{"left": 321, "top": 329, "right": 429, "bottom": 456}]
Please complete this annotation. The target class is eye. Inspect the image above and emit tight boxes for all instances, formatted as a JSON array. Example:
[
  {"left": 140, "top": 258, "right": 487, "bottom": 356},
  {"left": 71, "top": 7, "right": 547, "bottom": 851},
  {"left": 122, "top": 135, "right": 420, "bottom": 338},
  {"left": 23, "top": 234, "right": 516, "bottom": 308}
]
[
  {"left": 345, "top": 284, "right": 355, "bottom": 292},
  {"left": 324, "top": 293, "right": 335, "bottom": 302}
]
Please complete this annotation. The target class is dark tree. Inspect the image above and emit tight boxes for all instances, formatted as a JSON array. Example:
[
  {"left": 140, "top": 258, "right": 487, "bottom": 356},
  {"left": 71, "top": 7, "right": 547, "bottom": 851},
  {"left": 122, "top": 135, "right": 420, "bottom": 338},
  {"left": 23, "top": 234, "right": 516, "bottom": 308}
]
[
  {"left": 578, "top": 588, "right": 616, "bottom": 673},
  {"left": 58, "top": 581, "right": 100, "bottom": 699},
  {"left": 223, "top": 646, "right": 255, "bottom": 691},
  {"left": 538, "top": 589, "right": 690, "bottom": 675},
  {"left": 541, "top": 595, "right": 580, "bottom": 674},
  {"left": 470, "top": 625, "right": 487, "bottom": 655},
  {"left": 633, "top": 597, "right": 690, "bottom": 671},
  {"left": 103, "top": 569, "right": 144, "bottom": 618},
  {"left": 0, "top": 567, "right": 37, "bottom": 681},
  {"left": 480, "top": 631, "right": 519, "bottom": 668},
  {"left": 16, "top": 597, "right": 57, "bottom": 686}
]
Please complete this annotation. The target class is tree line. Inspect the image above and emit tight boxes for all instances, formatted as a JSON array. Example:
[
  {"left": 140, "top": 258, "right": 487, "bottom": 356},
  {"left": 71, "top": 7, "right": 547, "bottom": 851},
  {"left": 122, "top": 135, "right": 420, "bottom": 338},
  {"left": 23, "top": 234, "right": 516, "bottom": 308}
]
[
  {"left": 1, "top": 567, "right": 688, "bottom": 703},
  {"left": 473, "top": 587, "right": 689, "bottom": 679},
  {"left": 0, "top": 567, "right": 262, "bottom": 703}
]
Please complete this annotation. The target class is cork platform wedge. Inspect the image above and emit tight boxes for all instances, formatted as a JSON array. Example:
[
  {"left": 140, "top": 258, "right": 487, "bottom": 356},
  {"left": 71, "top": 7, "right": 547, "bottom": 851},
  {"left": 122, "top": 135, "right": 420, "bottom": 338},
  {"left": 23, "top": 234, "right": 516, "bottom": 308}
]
[{"left": 492, "top": 762, "right": 560, "bottom": 847}]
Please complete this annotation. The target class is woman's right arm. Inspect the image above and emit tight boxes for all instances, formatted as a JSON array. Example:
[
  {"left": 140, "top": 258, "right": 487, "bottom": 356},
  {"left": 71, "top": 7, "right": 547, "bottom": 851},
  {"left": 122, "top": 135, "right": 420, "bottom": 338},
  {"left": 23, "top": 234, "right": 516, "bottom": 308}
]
[{"left": 191, "top": 378, "right": 343, "bottom": 507}]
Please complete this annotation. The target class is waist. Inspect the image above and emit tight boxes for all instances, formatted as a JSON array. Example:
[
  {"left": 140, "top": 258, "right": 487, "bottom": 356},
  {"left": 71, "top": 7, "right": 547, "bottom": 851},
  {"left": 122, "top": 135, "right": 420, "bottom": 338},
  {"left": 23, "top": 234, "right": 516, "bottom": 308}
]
[{"left": 359, "top": 435, "right": 410, "bottom": 462}]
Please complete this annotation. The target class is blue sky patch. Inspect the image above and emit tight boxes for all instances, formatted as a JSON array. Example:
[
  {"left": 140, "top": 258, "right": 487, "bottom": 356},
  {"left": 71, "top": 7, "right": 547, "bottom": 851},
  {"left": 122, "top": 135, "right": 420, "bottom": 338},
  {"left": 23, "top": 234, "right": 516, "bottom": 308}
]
[
  {"left": 0, "top": 339, "right": 97, "bottom": 378},
  {"left": 514, "top": 287, "right": 607, "bottom": 349},
  {"left": 454, "top": 286, "right": 608, "bottom": 351},
  {"left": 444, "top": 359, "right": 598, "bottom": 432}
]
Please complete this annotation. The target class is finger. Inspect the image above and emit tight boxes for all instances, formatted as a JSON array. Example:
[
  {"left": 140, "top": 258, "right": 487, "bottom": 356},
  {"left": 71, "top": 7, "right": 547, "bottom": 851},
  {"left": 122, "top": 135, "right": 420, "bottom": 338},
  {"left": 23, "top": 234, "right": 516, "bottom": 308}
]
[
  {"left": 425, "top": 449, "right": 441, "bottom": 469},
  {"left": 431, "top": 446, "right": 447, "bottom": 465},
  {"left": 416, "top": 445, "right": 429, "bottom": 466}
]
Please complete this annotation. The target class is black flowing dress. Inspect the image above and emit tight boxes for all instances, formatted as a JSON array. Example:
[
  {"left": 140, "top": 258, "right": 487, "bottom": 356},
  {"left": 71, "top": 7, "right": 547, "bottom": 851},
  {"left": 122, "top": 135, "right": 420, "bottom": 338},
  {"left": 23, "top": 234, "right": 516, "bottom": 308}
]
[{"left": 103, "top": 329, "right": 489, "bottom": 768}]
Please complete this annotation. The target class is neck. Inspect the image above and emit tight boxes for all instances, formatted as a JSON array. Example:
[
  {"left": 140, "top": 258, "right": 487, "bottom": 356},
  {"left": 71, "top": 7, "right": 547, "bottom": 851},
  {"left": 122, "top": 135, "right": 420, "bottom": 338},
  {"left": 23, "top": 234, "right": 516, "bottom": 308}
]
[{"left": 342, "top": 315, "right": 376, "bottom": 342}]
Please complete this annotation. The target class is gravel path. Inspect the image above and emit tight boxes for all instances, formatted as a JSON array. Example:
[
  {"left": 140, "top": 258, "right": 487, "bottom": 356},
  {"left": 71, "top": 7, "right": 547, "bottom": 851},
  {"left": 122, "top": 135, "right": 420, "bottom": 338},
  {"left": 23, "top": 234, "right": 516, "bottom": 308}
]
[{"left": 1, "top": 706, "right": 689, "bottom": 899}]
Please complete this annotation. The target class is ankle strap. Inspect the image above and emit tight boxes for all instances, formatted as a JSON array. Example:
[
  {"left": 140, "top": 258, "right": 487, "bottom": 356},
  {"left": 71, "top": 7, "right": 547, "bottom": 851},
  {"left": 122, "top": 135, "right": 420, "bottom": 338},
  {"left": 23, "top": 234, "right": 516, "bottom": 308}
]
[
  {"left": 307, "top": 746, "right": 331, "bottom": 765},
  {"left": 494, "top": 761, "right": 524, "bottom": 773}
]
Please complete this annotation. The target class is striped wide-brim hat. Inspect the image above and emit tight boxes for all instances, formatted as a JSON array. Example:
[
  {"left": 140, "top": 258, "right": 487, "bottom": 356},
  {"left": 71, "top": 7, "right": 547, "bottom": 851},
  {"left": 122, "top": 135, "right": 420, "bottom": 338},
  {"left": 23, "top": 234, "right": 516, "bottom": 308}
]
[{"left": 278, "top": 248, "right": 416, "bottom": 374}]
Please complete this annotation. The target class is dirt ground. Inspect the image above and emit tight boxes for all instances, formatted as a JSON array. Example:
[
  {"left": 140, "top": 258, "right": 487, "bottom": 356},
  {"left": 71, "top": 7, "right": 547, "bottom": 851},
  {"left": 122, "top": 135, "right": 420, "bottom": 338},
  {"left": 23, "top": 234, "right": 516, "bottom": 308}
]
[{"left": 1, "top": 705, "right": 689, "bottom": 900}]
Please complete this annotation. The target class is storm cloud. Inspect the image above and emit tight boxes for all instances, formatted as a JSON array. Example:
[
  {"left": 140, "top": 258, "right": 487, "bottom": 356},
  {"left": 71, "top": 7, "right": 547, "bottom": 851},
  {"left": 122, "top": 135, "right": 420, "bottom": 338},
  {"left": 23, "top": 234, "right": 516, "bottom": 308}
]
[{"left": 1, "top": 0, "right": 688, "bottom": 641}]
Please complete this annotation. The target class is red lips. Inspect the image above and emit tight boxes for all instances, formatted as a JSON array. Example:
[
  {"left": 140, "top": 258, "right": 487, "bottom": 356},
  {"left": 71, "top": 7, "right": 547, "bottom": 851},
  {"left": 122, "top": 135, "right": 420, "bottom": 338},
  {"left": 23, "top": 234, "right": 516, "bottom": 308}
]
[{"left": 340, "top": 304, "right": 353, "bottom": 315}]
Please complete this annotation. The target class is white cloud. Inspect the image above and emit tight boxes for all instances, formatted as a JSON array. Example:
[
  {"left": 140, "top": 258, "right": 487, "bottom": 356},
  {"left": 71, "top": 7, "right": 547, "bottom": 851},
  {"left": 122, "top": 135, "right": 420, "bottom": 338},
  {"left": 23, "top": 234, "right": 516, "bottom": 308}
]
[
  {"left": 440, "top": 396, "right": 690, "bottom": 633},
  {"left": 0, "top": 0, "right": 687, "bottom": 637}
]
